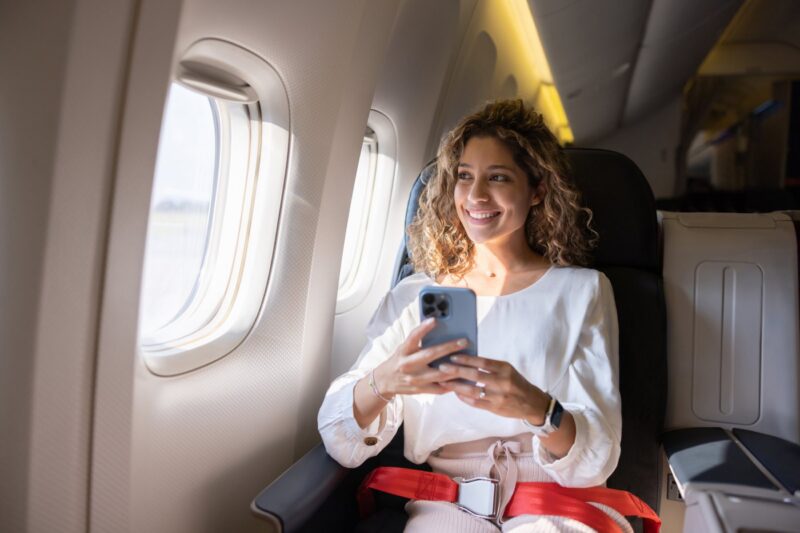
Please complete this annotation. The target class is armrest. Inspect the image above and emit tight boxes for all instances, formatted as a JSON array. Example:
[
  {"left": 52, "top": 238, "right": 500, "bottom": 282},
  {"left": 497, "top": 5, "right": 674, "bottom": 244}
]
[
  {"left": 662, "top": 427, "right": 777, "bottom": 497},
  {"left": 663, "top": 428, "right": 800, "bottom": 532},
  {"left": 251, "top": 443, "right": 352, "bottom": 533},
  {"left": 733, "top": 428, "right": 800, "bottom": 496},
  {"left": 251, "top": 428, "right": 418, "bottom": 532}
]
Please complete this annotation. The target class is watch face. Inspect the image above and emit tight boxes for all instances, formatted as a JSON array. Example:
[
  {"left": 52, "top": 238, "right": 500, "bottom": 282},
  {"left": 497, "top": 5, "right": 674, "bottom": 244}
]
[{"left": 550, "top": 400, "right": 564, "bottom": 429}]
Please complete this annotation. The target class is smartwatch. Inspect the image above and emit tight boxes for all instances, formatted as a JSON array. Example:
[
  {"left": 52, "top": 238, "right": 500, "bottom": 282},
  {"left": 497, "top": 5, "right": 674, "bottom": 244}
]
[{"left": 522, "top": 395, "right": 563, "bottom": 437}]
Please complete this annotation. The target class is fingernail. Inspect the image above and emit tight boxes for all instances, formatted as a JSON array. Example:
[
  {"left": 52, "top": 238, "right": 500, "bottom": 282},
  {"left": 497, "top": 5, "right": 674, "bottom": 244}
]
[
  {"left": 450, "top": 355, "right": 463, "bottom": 362},
  {"left": 425, "top": 317, "right": 435, "bottom": 324},
  {"left": 439, "top": 364, "right": 454, "bottom": 372},
  {"left": 456, "top": 339, "right": 468, "bottom": 347}
]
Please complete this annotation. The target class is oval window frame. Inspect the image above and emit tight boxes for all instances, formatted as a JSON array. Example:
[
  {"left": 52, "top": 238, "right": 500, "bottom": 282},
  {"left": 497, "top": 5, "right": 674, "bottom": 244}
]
[
  {"left": 139, "top": 38, "right": 290, "bottom": 376},
  {"left": 336, "top": 110, "right": 397, "bottom": 314}
]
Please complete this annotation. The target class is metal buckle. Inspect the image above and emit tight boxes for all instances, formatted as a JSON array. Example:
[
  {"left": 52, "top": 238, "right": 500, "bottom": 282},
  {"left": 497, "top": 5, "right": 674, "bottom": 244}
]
[{"left": 454, "top": 476, "right": 498, "bottom": 520}]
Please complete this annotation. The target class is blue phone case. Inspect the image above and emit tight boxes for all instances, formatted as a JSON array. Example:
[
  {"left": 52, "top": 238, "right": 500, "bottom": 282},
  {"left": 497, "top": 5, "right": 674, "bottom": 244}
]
[{"left": 419, "top": 286, "right": 478, "bottom": 368}]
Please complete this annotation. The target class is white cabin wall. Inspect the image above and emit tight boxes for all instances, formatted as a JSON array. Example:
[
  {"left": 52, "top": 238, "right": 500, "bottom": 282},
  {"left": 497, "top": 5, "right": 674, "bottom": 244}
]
[
  {"left": 330, "top": 0, "right": 473, "bottom": 378},
  {"left": 590, "top": 95, "right": 683, "bottom": 200},
  {"left": 26, "top": 1, "right": 140, "bottom": 530},
  {"left": 295, "top": 0, "right": 406, "bottom": 455},
  {"left": 88, "top": 1, "right": 402, "bottom": 532},
  {"left": 0, "top": 2, "right": 75, "bottom": 528}
]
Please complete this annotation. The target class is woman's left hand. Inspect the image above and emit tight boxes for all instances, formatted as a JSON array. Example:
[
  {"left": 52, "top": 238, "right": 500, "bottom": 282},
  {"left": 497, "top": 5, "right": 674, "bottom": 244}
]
[{"left": 438, "top": 355, "right": 550, "bottom": 423}]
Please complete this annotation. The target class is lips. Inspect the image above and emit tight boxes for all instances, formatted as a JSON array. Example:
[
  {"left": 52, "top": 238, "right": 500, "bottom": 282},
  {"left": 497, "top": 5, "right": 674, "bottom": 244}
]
[{"left": 465, "top": 208, "right": 501, "bottom": 225}]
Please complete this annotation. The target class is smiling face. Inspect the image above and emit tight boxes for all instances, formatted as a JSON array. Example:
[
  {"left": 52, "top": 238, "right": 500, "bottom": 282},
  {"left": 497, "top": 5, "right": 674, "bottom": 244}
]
[{"left": 454, "top": 135, "right": 542, "bottom": 247}]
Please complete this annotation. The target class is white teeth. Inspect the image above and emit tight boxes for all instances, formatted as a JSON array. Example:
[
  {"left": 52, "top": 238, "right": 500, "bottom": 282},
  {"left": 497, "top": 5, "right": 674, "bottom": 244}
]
[{"left": 468, "top": 210, "right": 499, "bottom": 220}]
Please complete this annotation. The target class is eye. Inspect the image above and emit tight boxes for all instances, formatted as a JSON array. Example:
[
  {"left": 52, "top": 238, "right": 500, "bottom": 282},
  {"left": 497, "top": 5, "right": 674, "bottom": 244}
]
[
  {"left": 490, "top": 174, "right": 510, "bottom": 182},
  {"left": 457, "top": 171, "right": 472, "bottom": 180}
]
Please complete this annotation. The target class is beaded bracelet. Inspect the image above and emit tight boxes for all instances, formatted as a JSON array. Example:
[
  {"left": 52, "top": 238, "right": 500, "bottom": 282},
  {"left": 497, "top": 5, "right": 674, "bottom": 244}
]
[{"left": 368, "top": 368, "right": 392, "bottom": 403}]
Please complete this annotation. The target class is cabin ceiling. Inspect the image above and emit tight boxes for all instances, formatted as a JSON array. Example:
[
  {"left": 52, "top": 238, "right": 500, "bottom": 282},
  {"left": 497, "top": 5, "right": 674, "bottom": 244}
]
[
  {"left": 701, "top": 0, "right": 800, "bottom": 77},
  {"left": 527, "top": 0, "right": 800, "bottom": 145}
]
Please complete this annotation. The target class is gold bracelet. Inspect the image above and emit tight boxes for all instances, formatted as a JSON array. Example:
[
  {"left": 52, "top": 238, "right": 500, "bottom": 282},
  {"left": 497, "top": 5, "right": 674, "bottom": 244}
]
[{"left": 368, "top": 368, "right": 392, "bottom": 403}]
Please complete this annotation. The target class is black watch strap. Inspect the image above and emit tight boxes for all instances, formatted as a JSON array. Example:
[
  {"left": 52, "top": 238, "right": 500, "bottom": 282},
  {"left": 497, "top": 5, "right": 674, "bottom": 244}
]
[{"left": 549, "top": 398, "right": 564, "bottom": 430}]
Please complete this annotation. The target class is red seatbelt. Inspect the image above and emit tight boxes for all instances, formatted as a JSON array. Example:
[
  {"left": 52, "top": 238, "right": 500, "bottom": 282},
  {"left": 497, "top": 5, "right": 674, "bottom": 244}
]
[
  {"left": 358, "top": 467, "right": 661, "bottom": 533},
  {"left": 507, "top": 483, "right": 661, "bottom": 533}
]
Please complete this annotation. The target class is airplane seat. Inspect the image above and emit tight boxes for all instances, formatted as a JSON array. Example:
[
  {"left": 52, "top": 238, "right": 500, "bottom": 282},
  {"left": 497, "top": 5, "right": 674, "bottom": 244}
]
[
  {"left": 252, "top": 148, "right": 667, "bottom": 533},
  {"left": 546, "top": 148, "right": 667, "bottom": 531},
  {"left": 391, "top": 159, "right": 436, "bottom": 287}
]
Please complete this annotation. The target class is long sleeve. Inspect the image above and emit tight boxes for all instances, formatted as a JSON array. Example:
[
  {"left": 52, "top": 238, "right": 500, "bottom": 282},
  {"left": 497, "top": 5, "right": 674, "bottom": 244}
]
[
  {"left": 317, "top": 293, "right": 409, "bottom": 468},
  {"left": 532, "top": 273, "right": 622, "bottom": 487}
]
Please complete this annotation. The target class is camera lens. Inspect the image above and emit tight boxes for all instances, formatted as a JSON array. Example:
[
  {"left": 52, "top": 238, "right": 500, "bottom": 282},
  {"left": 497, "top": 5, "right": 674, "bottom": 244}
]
[
  {"left": 437, "top": 301, "right": 449, "bottom": 312},
  {"left": 423, "top": 305, "right": 436, "bottom": 317},
  {"left": 422, "top": 293, "right": 435, "bottom": 305}
]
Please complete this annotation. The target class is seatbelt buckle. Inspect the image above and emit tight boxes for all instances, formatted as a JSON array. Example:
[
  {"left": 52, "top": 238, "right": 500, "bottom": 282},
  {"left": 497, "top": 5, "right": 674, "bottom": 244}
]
[{"left": 454, "top": 476, "right": 499, "bottom": 519}]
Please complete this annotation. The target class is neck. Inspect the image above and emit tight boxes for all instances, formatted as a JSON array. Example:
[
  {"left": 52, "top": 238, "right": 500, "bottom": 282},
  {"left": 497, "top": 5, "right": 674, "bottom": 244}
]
[{"left": 471, "top": 235, "right": 543, "bottom": 277}]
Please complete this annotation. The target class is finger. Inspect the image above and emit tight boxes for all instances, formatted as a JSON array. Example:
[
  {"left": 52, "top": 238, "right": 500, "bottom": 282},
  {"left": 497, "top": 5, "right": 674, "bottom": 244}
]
[
  {"left": 455, "top": 393, "right": 492, "bottom": 408},
  {"left": 440, "top": 380, "right": 491, "bottom": 399},
  {"left": 401, "top": 318, "right": 438, "bottom": 354},
  {"left": 438, "top": 363, "right": 500, "bottom": 386},
  {"left": 448, "top": 354, "right": 507, "bottom": 373},
  {"left": 404, "top": 338, "right": 469, "bottom": 367},
  {"left": 419, "top": 368, "right": 464, "bottom": 383},
  {"left": 405, "top": 369, "right": 460, "bottom": 386},
  {"left": 434, "top": 372, "right": 468, "bottom": 383}
]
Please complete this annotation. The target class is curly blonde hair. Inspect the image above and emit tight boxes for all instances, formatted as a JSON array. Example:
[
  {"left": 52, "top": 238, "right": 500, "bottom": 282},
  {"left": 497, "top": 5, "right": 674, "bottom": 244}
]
[{"left": 408, "top": 99, "right": 597, "bottom": 279}]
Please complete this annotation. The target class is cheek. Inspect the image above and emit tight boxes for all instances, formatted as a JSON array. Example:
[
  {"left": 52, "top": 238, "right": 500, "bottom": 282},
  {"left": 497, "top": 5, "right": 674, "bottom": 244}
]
[
  {"left": 505, "top": 200, "right": 533, "bottom": 228},
  {"left": 500, "top": 192, "right": 532, "bottom": 216},
  {"left": 453, "top": 186, "right": 467, "bottom": 208}
]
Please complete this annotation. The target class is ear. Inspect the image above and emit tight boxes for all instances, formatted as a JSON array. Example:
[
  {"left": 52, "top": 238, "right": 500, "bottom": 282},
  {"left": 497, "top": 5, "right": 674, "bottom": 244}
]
[{"left": 530, "top": 183, "right": 546, "bottom": 206}]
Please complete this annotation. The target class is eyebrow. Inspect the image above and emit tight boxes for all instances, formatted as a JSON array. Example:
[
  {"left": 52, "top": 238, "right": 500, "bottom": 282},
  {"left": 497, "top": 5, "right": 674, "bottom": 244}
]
[{"left": 457, "top": 163, "right": 516, "bottom": 172}]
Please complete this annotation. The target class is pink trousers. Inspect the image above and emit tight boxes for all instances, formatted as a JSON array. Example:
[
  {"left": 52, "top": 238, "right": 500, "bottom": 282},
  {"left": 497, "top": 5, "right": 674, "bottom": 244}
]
[{"left": 402, "top": 434, "right": 634, "bottom": 533}]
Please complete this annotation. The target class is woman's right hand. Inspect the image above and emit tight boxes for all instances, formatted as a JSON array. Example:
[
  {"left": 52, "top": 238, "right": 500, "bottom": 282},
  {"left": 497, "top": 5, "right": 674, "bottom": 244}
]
[{"left": 372, "top": 317, "right": 468, "bottom": 399}]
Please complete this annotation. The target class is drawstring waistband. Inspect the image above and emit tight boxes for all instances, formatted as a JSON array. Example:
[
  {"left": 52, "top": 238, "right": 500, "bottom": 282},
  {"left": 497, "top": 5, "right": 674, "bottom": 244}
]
[
  {"left": 487, "top": 439, "right": 520, "bottom": 522},
  {"left": 433, "top": 433, "right": 533, "bottom": 458}
]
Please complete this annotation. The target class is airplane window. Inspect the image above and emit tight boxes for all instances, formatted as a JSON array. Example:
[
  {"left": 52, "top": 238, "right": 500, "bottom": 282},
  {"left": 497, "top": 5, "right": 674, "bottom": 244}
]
[
  {"left": 339, "top": 129, "right": 378, "bottom": 292},
  {"left": 336, "top": 110, "right": 397, "bottom": 313},
  {"left": 139, "top": 83, "right": 218, "bottom": 339},
  {"left": 137, "top": 39, "right": 290, "bottom": 376}
]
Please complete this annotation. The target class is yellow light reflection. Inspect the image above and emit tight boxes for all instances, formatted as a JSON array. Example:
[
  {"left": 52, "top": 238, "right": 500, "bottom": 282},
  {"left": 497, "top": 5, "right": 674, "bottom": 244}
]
[
  {"left": 537, "top": 84, "right": 574, "bottom": 144},
  {"left": 506, "top": 0, "right": 574, "bottom": 144}
]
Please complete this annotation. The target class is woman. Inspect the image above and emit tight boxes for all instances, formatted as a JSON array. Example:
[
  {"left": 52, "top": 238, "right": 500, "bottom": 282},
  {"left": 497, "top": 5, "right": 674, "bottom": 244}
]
[{"left": 318, "top": 100, "right": 633, "bottom": 532}]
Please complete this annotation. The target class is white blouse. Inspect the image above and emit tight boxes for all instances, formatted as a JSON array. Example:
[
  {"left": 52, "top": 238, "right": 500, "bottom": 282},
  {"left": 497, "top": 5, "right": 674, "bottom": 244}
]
[{"left": 317, "top": 266, "right": 621, "bottom": 488}]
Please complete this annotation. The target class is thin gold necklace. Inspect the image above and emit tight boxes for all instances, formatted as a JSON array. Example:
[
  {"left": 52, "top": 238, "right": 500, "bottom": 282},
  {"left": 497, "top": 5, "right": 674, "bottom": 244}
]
[{"left": 462, "top": 271, "right": 496, "bottom": 289}]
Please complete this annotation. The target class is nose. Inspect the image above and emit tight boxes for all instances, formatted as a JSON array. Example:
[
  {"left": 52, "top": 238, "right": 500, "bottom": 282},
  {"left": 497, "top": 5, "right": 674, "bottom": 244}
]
[{"left": 467, "top": 177, "right": 489, "bottom": 203}]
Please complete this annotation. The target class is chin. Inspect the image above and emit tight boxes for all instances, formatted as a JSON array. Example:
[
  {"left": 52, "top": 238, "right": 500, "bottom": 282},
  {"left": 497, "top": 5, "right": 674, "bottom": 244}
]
[{"left": 463, "top": 230, "right": 496, "bottom": 245}]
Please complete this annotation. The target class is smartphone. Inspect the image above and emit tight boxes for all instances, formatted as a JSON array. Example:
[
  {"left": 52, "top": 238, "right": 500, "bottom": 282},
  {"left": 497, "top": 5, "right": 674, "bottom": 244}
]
[{"left": 419, "top": 286, "right": 478, "bottom": 369}]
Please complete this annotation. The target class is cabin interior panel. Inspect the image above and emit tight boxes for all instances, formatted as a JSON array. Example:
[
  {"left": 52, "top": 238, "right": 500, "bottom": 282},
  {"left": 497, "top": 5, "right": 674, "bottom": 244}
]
[{"left": 88, "top": 0, "right": 404, "bottom": 532}]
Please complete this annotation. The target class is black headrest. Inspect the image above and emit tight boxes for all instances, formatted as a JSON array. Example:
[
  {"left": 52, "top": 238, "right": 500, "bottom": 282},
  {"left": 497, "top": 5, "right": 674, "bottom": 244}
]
[
  {"left": 566, "top": 148, "right": 659, "bottom": 271},
  {"left": 393, "top": 148, "right": 658, "bottom": 285},
  {"left": 402, "top": 162, "right": 436, "bottom": 249}
]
